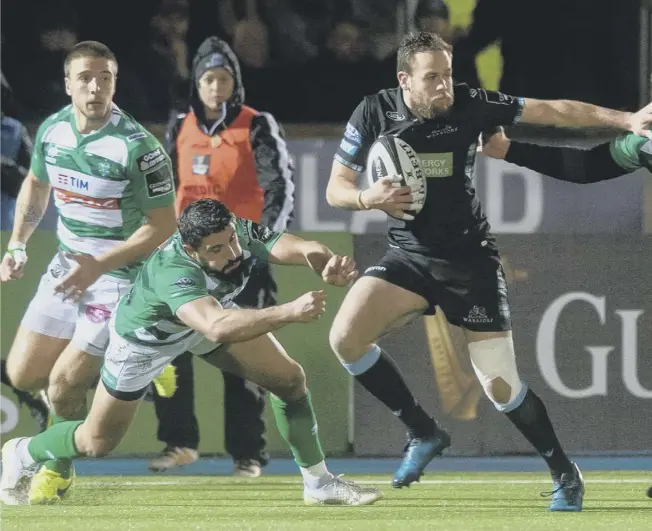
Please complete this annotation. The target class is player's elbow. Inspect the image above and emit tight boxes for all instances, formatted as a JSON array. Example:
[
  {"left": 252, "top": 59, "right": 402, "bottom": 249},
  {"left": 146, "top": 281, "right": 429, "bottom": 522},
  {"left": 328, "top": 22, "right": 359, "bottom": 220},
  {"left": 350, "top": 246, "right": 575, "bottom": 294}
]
[
  {"left": 204, "top": 327, "right": 226, "bottom": 344},
  {"left": 204, "top": 318, "right": 234, "bottom": 344},
  {"left": 326, "top": 176, "right": 349, "bottom": 207},
  {"left": 325, "top": 180, "right": 339, "bottom": 207}
]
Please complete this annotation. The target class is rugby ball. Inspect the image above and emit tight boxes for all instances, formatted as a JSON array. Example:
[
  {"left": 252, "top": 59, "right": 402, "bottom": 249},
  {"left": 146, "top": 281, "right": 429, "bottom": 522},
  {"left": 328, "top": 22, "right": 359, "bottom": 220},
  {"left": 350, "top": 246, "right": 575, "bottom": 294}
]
[{"left": 365, "top": 135, "right": 426, "bottom": 220}]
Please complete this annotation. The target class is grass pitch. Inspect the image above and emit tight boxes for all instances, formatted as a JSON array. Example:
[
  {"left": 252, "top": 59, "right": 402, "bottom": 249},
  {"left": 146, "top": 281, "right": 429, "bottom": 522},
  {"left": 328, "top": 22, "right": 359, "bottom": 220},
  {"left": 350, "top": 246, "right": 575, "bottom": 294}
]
[{"left": 2, "top": 472, "right": 651, "bottom": 531}]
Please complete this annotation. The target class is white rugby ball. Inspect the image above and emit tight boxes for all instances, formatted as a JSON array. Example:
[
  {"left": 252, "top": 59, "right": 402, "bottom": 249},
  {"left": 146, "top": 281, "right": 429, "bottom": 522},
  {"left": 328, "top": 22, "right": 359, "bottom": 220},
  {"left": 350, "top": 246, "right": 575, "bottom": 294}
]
[{"left": 365, "top": 135, "right": 426, "bottom": 220}]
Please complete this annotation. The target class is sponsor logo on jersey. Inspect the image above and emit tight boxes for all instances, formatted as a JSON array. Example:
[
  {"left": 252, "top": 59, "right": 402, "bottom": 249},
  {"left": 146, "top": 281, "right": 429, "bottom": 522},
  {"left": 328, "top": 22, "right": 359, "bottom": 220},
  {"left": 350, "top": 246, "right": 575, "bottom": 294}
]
[
  {"left": 426, "top": 125, "right": 459, "bottom": 138},
  {"left": 55, "top": 189, "right": 119, "bottom": 209},
  {"left": 145, "top": 162, "right": 174, "bottom": 198},
  {"left": 57, "top": 174, "right": 89, "bottom": 190},
  {"left": 339, "top": 139, "right": 359, "bottom": 156},
  {"left": 386, "top": 111, "right": 406, "bottom": 121},
  {"left": 474, "top": 88, "right": 516, "bottom": 106},
  {"left": 175, "top": 277, "right": 196, "bottom": 287},
  {"left": 126, "top": 132, "right": 148, "bottom": 142},
  {"left": 251, "top": 224, "right": 274, "bottom": 244},
  {"left": 344, "top": 123, "right": 363, "bottom": 145},
  {"left": 137, "top": 147, "right": 167, "bottom": 172},
  {"left": 85, "top": 304, "right": 112, "bottom": 324},
  {"left": 419, "top": 152, "right": 453, "bottom": 178},
  {"left": 50, "top": 264, "right": 64, "bottom": 278},
  {"left": 192, "top": 155, "right": 211, "bottom": 175},
  {"left": 45, "top": 144, "right": 73, "bottom": 164},
  {"left": 135, "top": 355, "right": 153, "bottom": 373}
]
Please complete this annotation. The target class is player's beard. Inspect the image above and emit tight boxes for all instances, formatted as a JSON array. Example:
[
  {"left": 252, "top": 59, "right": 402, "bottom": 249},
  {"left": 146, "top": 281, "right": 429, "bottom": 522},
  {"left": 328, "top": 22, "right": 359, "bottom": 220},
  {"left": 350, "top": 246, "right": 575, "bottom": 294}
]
[
  {"left": 205, "top": 256, "right": 247, "bottom": 284},
  {"left": 414, "top": 93, "right": 453, "bottom": 120}
]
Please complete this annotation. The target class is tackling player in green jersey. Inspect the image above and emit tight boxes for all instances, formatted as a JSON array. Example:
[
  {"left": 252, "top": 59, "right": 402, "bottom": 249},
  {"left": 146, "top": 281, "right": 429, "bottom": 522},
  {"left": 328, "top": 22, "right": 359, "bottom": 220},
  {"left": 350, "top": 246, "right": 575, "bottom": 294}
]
[{"left": 0, "top": 199, "right": 383, "bottom": 506}]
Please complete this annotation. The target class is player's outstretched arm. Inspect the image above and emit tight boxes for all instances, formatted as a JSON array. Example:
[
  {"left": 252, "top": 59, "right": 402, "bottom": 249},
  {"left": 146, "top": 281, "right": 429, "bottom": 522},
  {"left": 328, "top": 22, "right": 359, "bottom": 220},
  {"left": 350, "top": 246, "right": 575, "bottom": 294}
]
[
  {"left": 0, "top": 172, "right": 50, "bottom": 282},
  {"left": 481, "top": 127, "right": 628, "bottom": 183},
  {"left": 267, "top": 233, "right": 359, "bottom": 286},
  {"left": 520, "top": 98, "right": 652, "bottom": 137},
  {"left": 176, "top": 291, "right": 326, "bottom": 344}
]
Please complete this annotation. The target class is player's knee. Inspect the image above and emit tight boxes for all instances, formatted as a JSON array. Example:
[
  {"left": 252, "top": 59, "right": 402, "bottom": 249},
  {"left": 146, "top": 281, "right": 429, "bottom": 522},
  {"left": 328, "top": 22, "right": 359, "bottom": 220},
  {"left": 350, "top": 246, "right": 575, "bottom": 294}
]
[
  {"left": 272, "top": 362, "right": 306, "bottom": 401},
  {"left": 329, "top": 324, "right": 366, "bottom": 362},
  {"left": 488, "top": 377, "right": 512, "bottom": 405},
  {"left": 6, "top": 362, "right": 46, "bottom": 392},
  {"left": 468, "top": 336, "right": 527, "bottom": 412}
]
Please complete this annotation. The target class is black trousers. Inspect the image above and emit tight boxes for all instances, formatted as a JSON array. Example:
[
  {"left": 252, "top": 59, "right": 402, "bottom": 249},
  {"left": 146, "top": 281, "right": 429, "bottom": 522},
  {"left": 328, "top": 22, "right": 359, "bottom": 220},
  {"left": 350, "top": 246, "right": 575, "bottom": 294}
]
[{"left": 153, "top": 262, "right": 277, "bottom": 465}]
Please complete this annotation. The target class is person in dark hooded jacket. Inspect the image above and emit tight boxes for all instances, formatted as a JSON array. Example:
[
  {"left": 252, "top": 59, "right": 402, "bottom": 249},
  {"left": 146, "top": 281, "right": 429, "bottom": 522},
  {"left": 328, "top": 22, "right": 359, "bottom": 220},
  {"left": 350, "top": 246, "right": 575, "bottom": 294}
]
[{"left": 149, "top": 37, "right": 295, "bottom": 477}]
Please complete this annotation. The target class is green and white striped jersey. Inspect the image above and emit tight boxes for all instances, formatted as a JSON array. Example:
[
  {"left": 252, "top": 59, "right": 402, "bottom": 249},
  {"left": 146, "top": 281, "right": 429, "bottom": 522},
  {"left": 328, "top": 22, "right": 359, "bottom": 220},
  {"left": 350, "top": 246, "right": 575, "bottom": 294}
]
[
  {"left": 31, "top": 104, "right": 175, "bottom": 279},
  {"left": 114, "top": 218, "right": 282, "bottom": 347}
]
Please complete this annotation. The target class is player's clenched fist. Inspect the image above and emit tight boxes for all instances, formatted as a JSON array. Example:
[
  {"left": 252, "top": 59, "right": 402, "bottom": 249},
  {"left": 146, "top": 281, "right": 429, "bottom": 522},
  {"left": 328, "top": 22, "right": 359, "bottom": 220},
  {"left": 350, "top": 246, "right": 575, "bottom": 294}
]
[
  {"left": 287, "top": 290, "right": 327, "bottom": 322},
  {"left": 0, "top": 244, "right": 27, "bottom": 282}
]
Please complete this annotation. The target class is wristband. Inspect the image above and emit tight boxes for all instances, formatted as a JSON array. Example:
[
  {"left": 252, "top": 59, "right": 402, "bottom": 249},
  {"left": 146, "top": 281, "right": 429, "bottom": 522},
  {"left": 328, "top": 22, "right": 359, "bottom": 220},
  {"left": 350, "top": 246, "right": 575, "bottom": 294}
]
[{"left": 356, "top": 191, "right": 369, "bottom": 210}]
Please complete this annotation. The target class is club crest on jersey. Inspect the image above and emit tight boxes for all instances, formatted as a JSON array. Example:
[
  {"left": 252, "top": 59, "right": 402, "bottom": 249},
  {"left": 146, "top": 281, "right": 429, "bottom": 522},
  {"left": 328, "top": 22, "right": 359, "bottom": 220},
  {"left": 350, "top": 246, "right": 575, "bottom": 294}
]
[
  {"left": 97, "top": 161, "right": 111, "bottom": 176},
  {"left": 463, "top": 305, "right": 493, "bottom": 324},
  {"left": 175, "top": 277, "right": 196, "bottom": 287},
  {"left": 192, "top": 155, "right": 211, "bottom": 175}
]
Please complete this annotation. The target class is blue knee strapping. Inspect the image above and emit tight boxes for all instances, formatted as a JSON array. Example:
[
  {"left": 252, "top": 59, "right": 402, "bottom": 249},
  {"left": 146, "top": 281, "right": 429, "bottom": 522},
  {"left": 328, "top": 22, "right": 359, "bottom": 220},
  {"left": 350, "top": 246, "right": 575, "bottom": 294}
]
[
  {"left": 342, "top": 345, "right": 381, "bottom": 376},
  {"left": 495, "top": 383, "right": 528, "bottom": 413}
]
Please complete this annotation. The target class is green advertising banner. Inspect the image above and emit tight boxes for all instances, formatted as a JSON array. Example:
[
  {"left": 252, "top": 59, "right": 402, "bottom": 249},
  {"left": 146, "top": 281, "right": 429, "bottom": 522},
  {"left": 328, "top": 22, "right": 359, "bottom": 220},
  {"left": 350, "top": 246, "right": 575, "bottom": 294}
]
[{"left": 0, "top": 231, "right": 352, "bottom": 456}]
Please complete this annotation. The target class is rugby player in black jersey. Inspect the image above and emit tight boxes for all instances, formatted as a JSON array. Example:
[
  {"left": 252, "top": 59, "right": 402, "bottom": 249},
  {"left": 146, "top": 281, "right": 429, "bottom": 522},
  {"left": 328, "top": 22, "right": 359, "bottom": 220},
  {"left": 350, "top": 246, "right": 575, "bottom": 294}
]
[{"left": 326, "top": 31, "right": 652, "bottom": 512}]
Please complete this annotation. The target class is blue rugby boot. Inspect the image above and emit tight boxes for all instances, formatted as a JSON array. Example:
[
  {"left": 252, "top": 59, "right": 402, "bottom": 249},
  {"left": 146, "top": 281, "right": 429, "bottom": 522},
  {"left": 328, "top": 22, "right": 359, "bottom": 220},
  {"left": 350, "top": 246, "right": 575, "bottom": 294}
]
[
  {"left": 392, "top": 427, "right": 451, "bottom": 488},
  {"left": 544, "top": 463, "right": 584, "bottom": 512}
]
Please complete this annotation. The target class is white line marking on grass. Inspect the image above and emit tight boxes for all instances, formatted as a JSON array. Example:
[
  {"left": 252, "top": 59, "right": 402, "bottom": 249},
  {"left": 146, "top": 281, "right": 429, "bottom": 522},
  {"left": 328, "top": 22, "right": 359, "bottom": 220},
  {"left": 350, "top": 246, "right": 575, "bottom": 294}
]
[
  {"left": 83, "top": 478, "right": 650, "bottom": 487},
  {"left": 84, "top": 481, "right": 184, "bottom": 486},
  {"left": 358, "top": 479, "right": 650, "bottom": 485}
]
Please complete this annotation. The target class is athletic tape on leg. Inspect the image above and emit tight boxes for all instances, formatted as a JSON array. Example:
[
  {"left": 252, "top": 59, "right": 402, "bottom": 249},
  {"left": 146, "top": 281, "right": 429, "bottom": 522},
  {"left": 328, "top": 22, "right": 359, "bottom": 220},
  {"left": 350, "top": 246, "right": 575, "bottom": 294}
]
[
  {"left": 467, "top": 336, "right": 526, "bottom": 412},
  {"left": 341, "top": 344, "right": 381, "bottom": 376}
]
